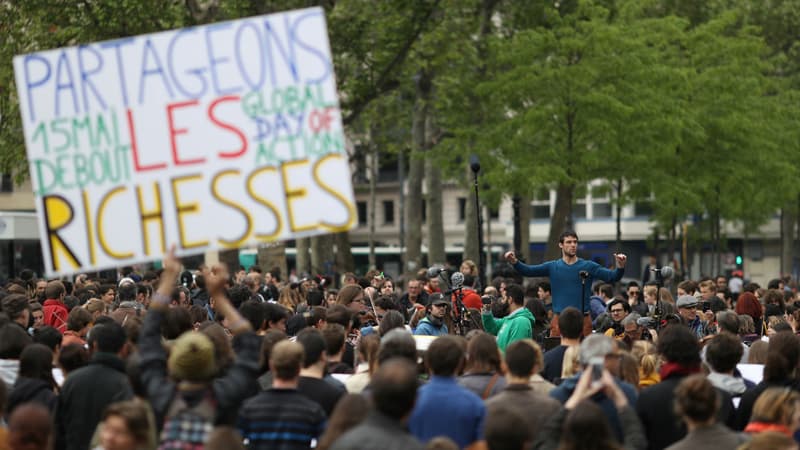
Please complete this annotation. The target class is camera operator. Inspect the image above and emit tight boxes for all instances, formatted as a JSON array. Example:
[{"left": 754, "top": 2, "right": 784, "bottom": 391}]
[
  {"left": 412, "top": 294, "right": 450, "bottom": 337},
  {"left": 620, "top": 313, "right": 653, "bottom": 347}
]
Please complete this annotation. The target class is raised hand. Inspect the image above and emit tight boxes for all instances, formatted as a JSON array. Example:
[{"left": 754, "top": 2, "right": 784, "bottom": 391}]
[{"left": 504, "top": 251, "right": 518, "bottom": 265}]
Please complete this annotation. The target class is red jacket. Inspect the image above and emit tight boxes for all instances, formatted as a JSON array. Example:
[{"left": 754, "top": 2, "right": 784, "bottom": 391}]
[
  {"left": 43, "top": 299, "right": 68, "bottom": 333},
  {"left": 454, "top": 290, "right": 483, "bottom": 310}
]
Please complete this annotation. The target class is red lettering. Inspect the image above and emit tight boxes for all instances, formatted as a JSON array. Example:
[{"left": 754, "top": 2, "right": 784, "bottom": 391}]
[
  {"left": 127, "top": 109, "right": 167, "bottom": 172},
  {"left": 208, "top": 95, "right": 248, "bottom": 159},
  {"left": 308, "top": 108, "right": 334, "bottom": 133},
  {"left": 167, "top": 100, "right": 205, "bottom": 166}
]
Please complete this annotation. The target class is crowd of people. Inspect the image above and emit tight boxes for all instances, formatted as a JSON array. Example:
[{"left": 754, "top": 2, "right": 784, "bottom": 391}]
[{"left": 0, "top": 231, "right": 798, "bottom": 449}]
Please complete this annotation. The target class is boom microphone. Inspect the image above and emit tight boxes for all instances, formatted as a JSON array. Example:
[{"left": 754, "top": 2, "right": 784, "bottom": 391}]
[
  {"left": 651, "top": 266, "right": 674, "bottom": 280},
  {"left": 426, "top": 266, "right": 445, "bottom": 279}
]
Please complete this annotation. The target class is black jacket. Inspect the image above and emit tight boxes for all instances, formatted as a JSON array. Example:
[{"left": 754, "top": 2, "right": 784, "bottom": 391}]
[
  {"left": 6, "top": 377, "right": 57, "bottom": 418},
  {"left": 54, "top": 352, "right": 133, "bottom": 450},
  {"left": 636, "top": 374, "right": 735, "bottom": 450},
  {"left": 139, "top": 306, "right": 261, "bottom": 430}
]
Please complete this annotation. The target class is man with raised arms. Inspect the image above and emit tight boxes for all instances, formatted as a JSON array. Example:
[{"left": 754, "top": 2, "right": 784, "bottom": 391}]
[{"left": 504, "top": 230, "right": 626, "bottom": 337}]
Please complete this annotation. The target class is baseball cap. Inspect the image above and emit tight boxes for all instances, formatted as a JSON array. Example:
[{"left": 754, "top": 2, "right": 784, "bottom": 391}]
[
  {"left": 429, "top": 293, "right": 449, "bottom": 306},
  {"left": 676, "top": 295, "right": 698, "bottom": 309}
]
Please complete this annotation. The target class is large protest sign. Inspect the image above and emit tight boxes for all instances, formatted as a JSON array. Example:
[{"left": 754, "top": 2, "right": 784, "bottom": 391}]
[{"left": 13, "top": 7, "right": 354, "bottom": 277}]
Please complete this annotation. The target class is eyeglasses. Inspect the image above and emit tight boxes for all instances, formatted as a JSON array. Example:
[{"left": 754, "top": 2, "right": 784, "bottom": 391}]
[
  {"left": 610, "top": 308, "right": 625, "bottom": 314},
  {"left": 628, "top": 291, "right": 640, "bottom": 296}
]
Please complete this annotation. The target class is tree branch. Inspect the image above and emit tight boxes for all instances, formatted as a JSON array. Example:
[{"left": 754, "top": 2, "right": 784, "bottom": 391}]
[{"left": 341, "top": 0, "right": 442, "bottom": 126}]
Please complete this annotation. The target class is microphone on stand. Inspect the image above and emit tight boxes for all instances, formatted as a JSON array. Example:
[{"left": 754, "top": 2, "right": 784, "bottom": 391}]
[{"left": 451, "top": 272, "right": 465, "bottom": 290}]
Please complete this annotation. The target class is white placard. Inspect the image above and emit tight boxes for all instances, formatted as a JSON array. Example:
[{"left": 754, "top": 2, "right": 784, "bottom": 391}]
[{"left": 13, "top": 7, "right": 354, "bottom": 276}]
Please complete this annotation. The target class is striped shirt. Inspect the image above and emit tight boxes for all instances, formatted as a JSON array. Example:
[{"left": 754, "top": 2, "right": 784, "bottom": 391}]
[{"left": 238, "top": 388, "right": 327, "bottom": 450}]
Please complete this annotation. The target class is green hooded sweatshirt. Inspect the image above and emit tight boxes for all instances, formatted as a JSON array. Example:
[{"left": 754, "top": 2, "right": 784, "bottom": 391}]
[{"left": 482, "top": 307, "right": 535, "bottom": 352}]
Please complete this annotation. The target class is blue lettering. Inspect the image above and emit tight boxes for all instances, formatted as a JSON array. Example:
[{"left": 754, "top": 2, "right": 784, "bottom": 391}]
[
  {"left": 54, "top": 51, "right": 79, "bottom": 118},
  {"left": 235, "top": 22, "right": 267, "bottom": 91},
  {"left": 263, "top": 18, "right": 298, "bottom": 87},
  {"left": 254, "top": 118, "right": 272, "bottom": 142},
  {"left": 100, "top": 38, "right": 135, "bottom": 107},
  {"left": 291, "top": 11, "right": 332, "bottom": 84},
  {"left": 205, "top": 22, "right": 241, "bottom": 96},
  {"left": 77, "top": 45, "right": 108, "bottom": 114},
  {"left": 22, "top": 54, "right": 51, "bottom": 123},
  {"left": 138, "top": 38, "right": 174, "bottom": 104},
  {"left": 167, "top": 28, "right": 208, "bottom": 98}
]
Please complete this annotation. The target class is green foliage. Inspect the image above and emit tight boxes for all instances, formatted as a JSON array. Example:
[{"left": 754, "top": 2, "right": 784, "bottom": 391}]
[{"left": 2, "top": 0, "right": 800, "bottom": 244}]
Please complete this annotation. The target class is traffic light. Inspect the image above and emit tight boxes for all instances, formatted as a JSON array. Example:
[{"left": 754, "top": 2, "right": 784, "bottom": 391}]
[{"left": 735, "top": 255, "right": 743, "bottom": 267}]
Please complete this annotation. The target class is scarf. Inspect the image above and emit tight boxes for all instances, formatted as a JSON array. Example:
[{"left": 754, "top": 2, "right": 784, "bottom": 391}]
[
  {"left": 425, "top": 314, "right": 444, "bottom": 328},
  {"left": 659, "top": 361, "right": 701, "bottom": 380},
  {"left": 744, "top": 422, "right": 792, "bottom": 437}
]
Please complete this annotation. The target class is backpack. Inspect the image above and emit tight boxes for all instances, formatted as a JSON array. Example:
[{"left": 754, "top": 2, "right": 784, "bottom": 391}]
[{"left": 158, "top": 388, "right": 217, "bottom": 450}]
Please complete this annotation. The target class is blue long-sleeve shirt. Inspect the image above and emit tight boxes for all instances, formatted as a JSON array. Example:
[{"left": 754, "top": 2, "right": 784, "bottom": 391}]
[{"left": 513, "top": 259, "right": 624, "bottom": 314}]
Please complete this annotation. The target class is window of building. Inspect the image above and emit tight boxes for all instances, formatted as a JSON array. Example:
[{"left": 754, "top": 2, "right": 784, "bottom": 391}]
[
  {"left": 533, "top": 204, "right": 551, "bottom": 219},
  {"left": 357, "top": 201, "right": 368, "bottom": 227},
  {"left": 0, "top": 174, "right": 11, "bottom": 193},
  {"left": 573, "top": 184, "right": 588, "bottom": 219},
  {"left": 634, "top": 200, "right": 653, "bottom": 217},
  {"left": 458, "top": 197, "right": 467, "bottom": 222},
  {"left": 593, "top": 202, "right": 613, "bottom": 218},
  {"left": 590, "top": 184, "right": 612, "bottom": 218},
  {"left": 383, "top": 200, "right": 395, "bottom": 225},
  {"left": 532, "top": 187, "right": 551, "bottom": 219}
]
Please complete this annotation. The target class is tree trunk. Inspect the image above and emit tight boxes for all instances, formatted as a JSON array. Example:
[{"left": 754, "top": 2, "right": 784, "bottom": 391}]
[
  {"left": 781, "top": 204, "right": 795, "bottom": 276},
  {"left": 426, "top": 159, "right": 445, "bottom": 266},
  {"left": 615, "top": 180, "right": 622, "bottom": 251},
  {"left": 518, "top": 193, "right": 532, "bottom": 262},
  {"left": 404, "top": 70, "right": 429, "bottom": 280},
  {"left": 257, "top": 244, "right": 287, "bottom": 284},
  {"left": 217, "top": 249, "right": 239, "bottom": 273},
  {"left": 368, "top": 143, "right": 378, "bottom": 270},
  {"left": 311, "top": 234, "right": 334, "bottom": 278},
  {"left": 545, "top": 182, "right": 574, "bottom": 261},
  {"left": 296, "top": 238, "right": 310, "bottom": 277},
  {"left": 463, "top": 168, "right": 479, "bottom": 264},
  {"left": 334, "top": 232, "right": 355, "bottom": 276}
]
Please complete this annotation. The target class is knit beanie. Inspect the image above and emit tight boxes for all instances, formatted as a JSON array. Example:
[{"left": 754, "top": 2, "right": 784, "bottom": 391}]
[{"left": 167, "top": 331, "right": 217, "bottom": 382}]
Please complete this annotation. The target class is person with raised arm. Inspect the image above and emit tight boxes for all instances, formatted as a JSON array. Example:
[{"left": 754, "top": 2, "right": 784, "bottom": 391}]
[
  {"left": 139, "top": 247, "right": 260, "bottom": 448},
  {"left": 505, "top": 230, "right": 626, "bottom": 337}
]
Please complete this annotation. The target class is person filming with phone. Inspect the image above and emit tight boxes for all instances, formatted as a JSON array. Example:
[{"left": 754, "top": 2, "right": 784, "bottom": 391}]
[
  {"left": 504, "top": 230, "right": 627, "bottom": 337},
  {"left": 549, "top": 334, "right": 640, "bottom": 446}
]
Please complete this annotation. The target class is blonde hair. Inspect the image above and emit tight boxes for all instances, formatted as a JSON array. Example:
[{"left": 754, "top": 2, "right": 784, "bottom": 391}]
[
  {"left": 278, "top": 285, "right": 303, "bottom": 312},
  {"left": 561, "top": 345, "right": 581, "bottom": 379},
  {"left": 659, "top": 288, "right": 675, "bottom": 304},
  {"left": 632, "top": 340, "right": 659, "bottom": 385},
  {"left": 750, "top": 388, "right": 800, "bottom": 426},
  {"left": 84, "top": 298, "right": 106, "bottom": 315}
]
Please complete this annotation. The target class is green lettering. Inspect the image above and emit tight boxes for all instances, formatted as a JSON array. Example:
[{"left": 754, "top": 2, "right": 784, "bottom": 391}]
[
  {"left": 95, "top": 114, "right": 111, "bottom": 149},
  {"left": 255, "top": 140, "right": 279, "bottom": 165},
  {"left": 33, "top": 159, "right": 56, "bottom": 195},
  {"left": 72, "top": 116, "right": 92, "bottom": 151},
  {"left": 32, "top": 122, "right": 49, "bottom": 153},
  {"left": 73, "top": 153, "right": 90, "bottom": 188}
]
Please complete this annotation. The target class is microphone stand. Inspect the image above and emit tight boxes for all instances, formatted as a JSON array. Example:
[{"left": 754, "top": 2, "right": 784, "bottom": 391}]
[
  {"left": 652, "top": 268, "right": 664, "bottom": 331},
  {"left": 580, "top": 271, "right": 589, "bottom": 334},
  {"left": 445, "top": 282, "right": 470, "bottom": 336},
  {"left": 470, "top": 155, "right": 485, "bottom": 292}
]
